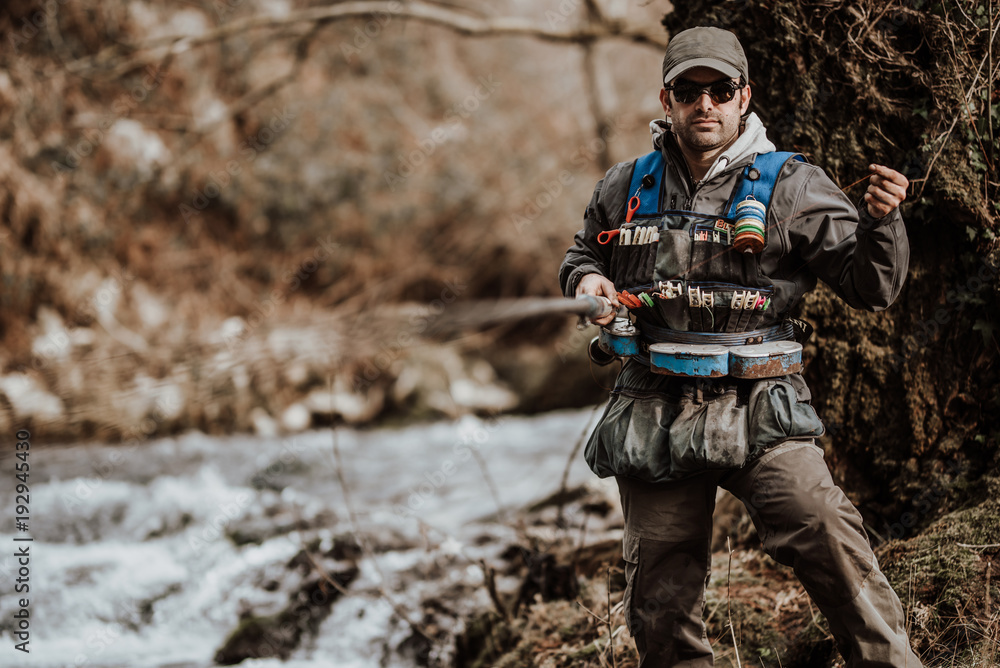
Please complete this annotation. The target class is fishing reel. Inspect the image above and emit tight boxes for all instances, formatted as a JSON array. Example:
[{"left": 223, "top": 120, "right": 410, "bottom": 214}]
[{"left": 588, "top": 317, "right": 639, "bottom": 367}]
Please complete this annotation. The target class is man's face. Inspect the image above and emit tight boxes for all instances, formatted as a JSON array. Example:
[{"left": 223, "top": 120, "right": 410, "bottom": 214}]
[{"left": 659, "top": 66, "right": 751, "bottom": 155}]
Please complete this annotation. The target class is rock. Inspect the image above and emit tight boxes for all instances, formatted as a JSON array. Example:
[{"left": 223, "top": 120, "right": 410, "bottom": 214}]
[
  {"left": 0, "top": 373, "right": 64, "bottom": 422},
  {"left": 214, "top": 317, "right": 248, "bottom": 346},
  {"left": 31, "top": 329, "right": 71, "bottom": 364},
  {"left": 31, "top": 306, "right": 71, "bottom": 364},
  {"left": 131, "top": 282, "right": 170, "bottom": 331},
  {"left": 105, "top": 119, "right": 170, "bottom": 183},
  {"left": 449, "top": 360, "right": 518, "bottom": 412},
  {"left": 69, "top": 327, "right": 97, "bottom": 349},
  {"left": 449, "top": 378, "right": 518, "bottom": 412},
  {"left": 304, "top": 383, "right": 383, "bottom": 424},
  {"left": 390, "top": 348, "right": 518, "bottom": 417},
  {"left": 213, "top": 567, "right": 358, "bottom": 665},
  {"left": 153, "top": 382, "right": 185, "bottom": 421},
  {"left": 283, "top": 360, "right": 310, "bottom": 388},
  {"left": 110, "top": 374, "right": 182, "bottom": 426},
  {"left": 250, "top": 407, "right": 279, "bottom": 438},
  {"left": 280, "top": 403, "right": 311, "bottom": 432}
]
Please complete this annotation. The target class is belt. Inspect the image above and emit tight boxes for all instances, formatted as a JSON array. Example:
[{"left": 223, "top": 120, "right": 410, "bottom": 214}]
[{"left": 640, "top": 321, "right": 795, "bottom": 347}]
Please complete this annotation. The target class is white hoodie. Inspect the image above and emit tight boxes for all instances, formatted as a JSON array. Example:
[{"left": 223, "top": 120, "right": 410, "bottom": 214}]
[{"left": 649, "top": 112, "right": 777, "bottom": 183}]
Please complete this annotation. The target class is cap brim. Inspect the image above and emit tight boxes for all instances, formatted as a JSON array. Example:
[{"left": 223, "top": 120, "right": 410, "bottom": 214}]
[{"left": 664, "top": 58, "right": 740, "bottom": 85}]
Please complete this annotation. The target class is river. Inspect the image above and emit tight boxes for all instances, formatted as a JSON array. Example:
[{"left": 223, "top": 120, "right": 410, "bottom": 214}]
[{"left": 0, "top": 407, "right": 609, "bottom": 668}]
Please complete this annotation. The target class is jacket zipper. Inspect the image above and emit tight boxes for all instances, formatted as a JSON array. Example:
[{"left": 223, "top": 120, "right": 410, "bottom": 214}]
[{"left": 684, "top": 181, "right": 701, "bottom": 210}]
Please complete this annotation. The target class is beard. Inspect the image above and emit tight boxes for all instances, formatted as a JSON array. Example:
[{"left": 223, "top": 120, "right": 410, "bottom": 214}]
[{"left": 671, "top": 112, "right": 741, "bottom": 152}]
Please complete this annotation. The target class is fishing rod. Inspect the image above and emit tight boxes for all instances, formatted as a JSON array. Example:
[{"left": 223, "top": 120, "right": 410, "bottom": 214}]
[{"left": 423, "top": 294, "right": 614, "bottom": 339}]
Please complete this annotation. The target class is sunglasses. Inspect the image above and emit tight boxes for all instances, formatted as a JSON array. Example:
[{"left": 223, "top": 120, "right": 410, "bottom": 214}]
[{"left": 666, "top": 78, "right": 743, "bottom": 105}]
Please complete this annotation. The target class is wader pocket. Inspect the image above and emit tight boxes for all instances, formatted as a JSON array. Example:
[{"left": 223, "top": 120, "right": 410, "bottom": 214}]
[
  {"left": 688, "top": 229, "right": 753, "bottom": 285},
  {"left": 747, "top": 379, "right": 825, "bottom": 450},
  {"left": 585, "top": 392, "right": 680, "bottom": 482},
  {"left": 584, "top": 388, "right": 750, "bottom": 482},
  {"left": 654, "top": 229, "right": 691, "bottom": 283},
  {"left": 668, "top": 391, "right": 748, "bottom": 471},
  {"left": 610, "top": 229, "right": 657, "bottom": 289}
]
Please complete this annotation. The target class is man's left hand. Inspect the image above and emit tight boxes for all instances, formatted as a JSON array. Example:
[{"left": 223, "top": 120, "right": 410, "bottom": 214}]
[{"left": 865, "top": 164, "right": 909, "bottom": 219}]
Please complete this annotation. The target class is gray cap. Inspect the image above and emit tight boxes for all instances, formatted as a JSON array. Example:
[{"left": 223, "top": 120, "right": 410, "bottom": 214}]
[{"left": 662, "top": 27, "right": 748, "bottom": 85}]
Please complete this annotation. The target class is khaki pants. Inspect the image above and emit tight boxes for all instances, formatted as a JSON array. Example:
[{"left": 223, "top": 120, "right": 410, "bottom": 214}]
[{"left": 617, "top": 439, "right": 924, "bottom": 667}]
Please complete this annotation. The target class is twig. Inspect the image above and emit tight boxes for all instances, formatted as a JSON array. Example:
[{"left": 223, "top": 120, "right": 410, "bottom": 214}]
[
  {"left": 987, "top": 559, "right": 993, "bottom": 620},
  {"left": 64, "top": 0, "right": 668, "bottom": 76},
  {"left": 470, "top": 447, "right": 506, "bottom": 523},
  {"left": 608, "top": 566, "right": 617, "bottom": 668},
  {"left": 960, "top": 95, "right": 994, "bottom": 174},
  {"left": 727, "top": 537, "right": 743, "bottom": 668},
  {"left": 871, "top": 121, "right": 900, "bottom": 150},
  {"left": 301, "top": 549, "right": 352, "bottom": 596},
  {"left": 803, "top": 586, "right": 830, "bottom": 639},
  {"left": 854, "top": 4, "right": 894, "bottom": 46},
  {"left": 907, "top": 561, "right": 914, "bottom": 639},
  {"left": 556, "top": 402, "right": 602, "bottom": 526},
  {"left": 301, "top": 540, "right": 435, "bottom": 643},
  {"left": 991, "top": 0, "right": 996, "bottom": 164},
  {"left": 576, "top": 598, "right": 609, "bottom": 624},
  {"left": 479, "top": 559, "right": 510, "bottom": 621},
  {"left": 957, "top": 542, "right": 1000, "bottom": 549},
  {"left": 574, "top": 513, "right": 590, "bottom": 565},
  {"left": 327, "top": 377, "right": 434, "bottom": 641},
  {"left": 917, "top": 115, "right": 961, "bottom": 198},
  {"left": 582, "top": 43, "right": 612, "bottom": 171},
  {"left": 919, "top": 12, "right": 1000, "bottom": 197}
]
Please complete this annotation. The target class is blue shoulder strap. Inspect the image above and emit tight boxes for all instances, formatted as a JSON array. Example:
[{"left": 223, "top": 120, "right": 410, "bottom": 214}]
[
  {"left": 625, "top": 150, "right": 665, "bottom": 218},
  {"left": 724, "top": 151, "right": 804, "bottom": 217}
]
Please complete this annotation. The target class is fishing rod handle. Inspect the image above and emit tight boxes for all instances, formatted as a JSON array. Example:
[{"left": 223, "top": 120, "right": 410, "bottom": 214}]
[{"left": 576, "top": 294, "right": 614, "bottom": 321}]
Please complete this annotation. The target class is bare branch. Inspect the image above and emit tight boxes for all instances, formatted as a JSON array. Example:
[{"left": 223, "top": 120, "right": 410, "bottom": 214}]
[{"left": 64, "top": 0, "right": 667, "bottom": 77}]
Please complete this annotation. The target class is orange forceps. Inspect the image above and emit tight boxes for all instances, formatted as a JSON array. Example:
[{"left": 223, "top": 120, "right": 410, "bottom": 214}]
[{"left": 599, "top": 186, "right": 642, "bottom": 245}]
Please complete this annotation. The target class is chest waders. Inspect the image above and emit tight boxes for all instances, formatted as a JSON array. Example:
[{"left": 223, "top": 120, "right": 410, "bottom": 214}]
[{"left": 596, "top": 149, "right": 806, "bottom": 379}]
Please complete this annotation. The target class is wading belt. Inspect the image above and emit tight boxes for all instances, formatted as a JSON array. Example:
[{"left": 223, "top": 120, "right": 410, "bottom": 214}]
[{"left": 640, "top": 320, "right": 794, "bottom": 347}]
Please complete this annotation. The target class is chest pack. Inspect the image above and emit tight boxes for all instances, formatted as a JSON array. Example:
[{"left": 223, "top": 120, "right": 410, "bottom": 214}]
[{"left": 596, "top": 149, "right": 806, "bottom": 379}]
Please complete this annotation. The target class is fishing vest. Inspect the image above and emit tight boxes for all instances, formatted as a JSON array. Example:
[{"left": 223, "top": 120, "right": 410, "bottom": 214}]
[
  {"left": 584, "top": 148, "right": 828, "bottom": 483},
  {"left": 598, "top": 148, "right": 806, "bottom": 378}
]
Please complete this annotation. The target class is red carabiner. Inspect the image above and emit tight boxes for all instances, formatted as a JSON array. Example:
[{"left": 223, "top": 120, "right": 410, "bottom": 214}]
[{"left": 626, "top": 196, "right": 640, "bottom": 223}]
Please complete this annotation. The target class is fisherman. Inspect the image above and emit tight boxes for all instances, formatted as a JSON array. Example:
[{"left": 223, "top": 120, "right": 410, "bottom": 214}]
[{"left": 559, "top": 26, "right": 922, "bottom": 667}]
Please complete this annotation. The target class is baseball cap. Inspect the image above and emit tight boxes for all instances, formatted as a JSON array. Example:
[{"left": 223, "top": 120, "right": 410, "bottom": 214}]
[{"left": 662, "top": 27, "right": 748, "bottom": 85}]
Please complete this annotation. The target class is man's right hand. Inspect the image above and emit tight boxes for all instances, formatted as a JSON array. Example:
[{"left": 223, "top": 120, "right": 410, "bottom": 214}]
[{"left": 576, "top": 273, "right": 619, "bottom": 326}]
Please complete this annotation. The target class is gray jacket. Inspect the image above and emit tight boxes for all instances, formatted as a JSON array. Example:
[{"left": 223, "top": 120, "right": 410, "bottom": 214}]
[
  {"left": 559, "top": 115, "right": 910, "bottom": 482},
  {"left": 560, "top": 114, "right": 908, "bottom": 314}
]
